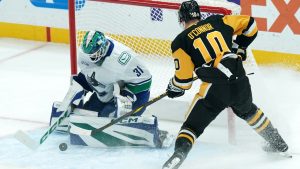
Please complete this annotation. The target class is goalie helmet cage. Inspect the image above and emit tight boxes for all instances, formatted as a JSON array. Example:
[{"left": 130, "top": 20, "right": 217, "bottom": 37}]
[{"left": 68, "top": 0, "right": 241, "bottom": 144}]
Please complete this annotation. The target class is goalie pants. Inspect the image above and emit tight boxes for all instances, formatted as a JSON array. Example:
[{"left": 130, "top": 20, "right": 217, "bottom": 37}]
[
  {"left": 83, "top": 90, "right": 150, "bottom": 117},
  {"left": 182, "top": 76, "right": 257, "bottom": 137}
]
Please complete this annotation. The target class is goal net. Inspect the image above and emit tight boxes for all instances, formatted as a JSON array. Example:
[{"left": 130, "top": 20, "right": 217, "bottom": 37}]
[{"left": 69, "top": 0, "right": 256, "bottom": 143}]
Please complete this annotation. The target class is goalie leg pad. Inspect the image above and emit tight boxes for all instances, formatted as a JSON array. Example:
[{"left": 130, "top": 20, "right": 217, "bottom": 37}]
[
  {"left": 69, "top": 115, "right": 172, "bottom": 148},
  {"left": 50, "top": 101, "right": 70, "bottom": 133}
]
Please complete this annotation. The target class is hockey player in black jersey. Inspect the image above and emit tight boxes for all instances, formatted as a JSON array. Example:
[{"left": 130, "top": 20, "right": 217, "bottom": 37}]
[{"left": 162, "top": 0, "right": 289, "bottom": 169}]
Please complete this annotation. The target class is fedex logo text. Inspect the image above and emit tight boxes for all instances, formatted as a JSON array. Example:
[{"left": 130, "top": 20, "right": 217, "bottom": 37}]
[{"left": 241, "top": 0, "right": 300, "bottom": 35}]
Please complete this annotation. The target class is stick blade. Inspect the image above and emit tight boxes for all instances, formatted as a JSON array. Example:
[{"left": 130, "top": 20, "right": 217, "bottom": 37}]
[
  {"left": 14, "top": 130, "right": 39, "bottom": 150},
  {"left": 279, "top": 152, "right": 293, "bottom": 158}
]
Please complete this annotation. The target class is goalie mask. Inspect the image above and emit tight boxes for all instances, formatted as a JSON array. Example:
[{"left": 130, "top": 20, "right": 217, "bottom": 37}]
[
  {"left": 81, "top": 31, "right": 109, "bottom": 63},
  {"left": 178, "top": 0, "right": 201, "bottom": 23}
]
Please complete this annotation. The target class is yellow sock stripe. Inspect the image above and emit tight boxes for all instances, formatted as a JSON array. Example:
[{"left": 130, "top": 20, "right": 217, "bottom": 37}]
[
  {"left": 247, "top": 109, "right": 263, "bottom": 125},
  {"left": 177, "top": 134, "right": 195, "bottom": 144},
  {"left": 181, "top": 128, "right": 197, "bottom": 141},
  {"left": 256, "top": 119, "right": 270, "bottom": 133}
]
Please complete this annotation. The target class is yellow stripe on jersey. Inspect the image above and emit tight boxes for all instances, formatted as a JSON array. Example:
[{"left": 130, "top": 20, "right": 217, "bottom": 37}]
[
  {"left": 198, "top": 82, "right": 211, "bottom": 98},
  {"left": 185, "top": 93, "right": 202, "bottom": 120},
  {"left": 222, "top": 15, "right": 257, "bottom": 37},
  {"left": 172, "top": 48, "right": 195, "bottom": 82},
  {"left": 172, "top": 78, "right": 192, "bottom": 90},
  {"left": 243, "top": 21, "right": 258, "bottom": 37},
  {"left": 213, "top": 52, "right": 224, "bottom": 68}
]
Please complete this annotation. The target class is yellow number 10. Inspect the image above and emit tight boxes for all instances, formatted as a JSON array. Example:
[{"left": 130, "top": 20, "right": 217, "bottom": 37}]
[{"left": 193, "top": 31, "right": 230, "bottom": 63}]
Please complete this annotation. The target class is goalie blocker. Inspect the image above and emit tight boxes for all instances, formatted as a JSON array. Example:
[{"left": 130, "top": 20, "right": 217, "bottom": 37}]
[{"left": 50, "top": 105, "right": 173, "bottom": 148}]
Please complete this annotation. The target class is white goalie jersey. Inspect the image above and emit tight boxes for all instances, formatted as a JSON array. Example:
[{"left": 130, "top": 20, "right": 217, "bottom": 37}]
[{"left": 77, "top": 37, "right": 152, "bottom": 102}]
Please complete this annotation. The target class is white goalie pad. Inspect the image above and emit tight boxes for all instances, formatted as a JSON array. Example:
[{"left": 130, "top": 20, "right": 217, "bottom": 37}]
[
  {"left": 69, "top": 114, "right": 173, "bottom": 148},
  {"left": 50, "top": 102, "right": 71, "bottom": 133},
  {"left": 50, "top": 105, "right": 99, "bottom": 133}
]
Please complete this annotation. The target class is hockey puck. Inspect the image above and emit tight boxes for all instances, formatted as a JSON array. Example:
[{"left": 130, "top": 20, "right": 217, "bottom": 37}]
[{"left": 59, "top": 143, "right": 68, "bottom": 151}]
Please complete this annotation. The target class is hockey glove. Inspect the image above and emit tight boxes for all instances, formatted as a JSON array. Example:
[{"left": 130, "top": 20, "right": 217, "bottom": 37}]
[
  {"left": 232, "top": 46, "right": 247, "bottom": 61},
  {"left": 113, "top": 84, "right": 137, "bottom": 117},
  {"left": 166, "top": 78, "right": 185, "bottom": 98}
]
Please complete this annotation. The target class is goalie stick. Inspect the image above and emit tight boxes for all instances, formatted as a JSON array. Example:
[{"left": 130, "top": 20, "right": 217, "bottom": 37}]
[
  {"left": 14, "top": 81, "right": 83, "bottom": 150},
  {"left": 77, "top": 92, "right": 168, "bottom": 136},
  {"left": 14, "top": 110, "right": 69, "bottom": 150}
]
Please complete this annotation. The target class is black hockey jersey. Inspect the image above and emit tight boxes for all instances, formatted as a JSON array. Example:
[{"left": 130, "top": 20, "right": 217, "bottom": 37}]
[{"left": 171, "top": 15, "right": 258, "bottom": 89}]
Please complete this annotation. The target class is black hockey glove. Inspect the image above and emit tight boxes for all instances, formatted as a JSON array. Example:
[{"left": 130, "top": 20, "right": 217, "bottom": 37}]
[
  {"left": 232, "top": 46, "right": 247, "bottom": 61},
  {"left": 166, "top": 78, "right": 185, "bottom": 98}
]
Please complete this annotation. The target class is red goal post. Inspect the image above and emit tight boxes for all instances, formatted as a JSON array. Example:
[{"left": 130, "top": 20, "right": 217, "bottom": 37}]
[{"left": 68, "top": 0, "right": 240, "bottom": 144}]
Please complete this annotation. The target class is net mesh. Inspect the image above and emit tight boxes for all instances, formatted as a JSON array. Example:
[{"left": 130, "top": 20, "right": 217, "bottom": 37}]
[
  {"left": 74, "top": 0, "right": 255, "bottom": 99},
  {"left": 75, "top": 1, "right": 229, "bottom": 57}
]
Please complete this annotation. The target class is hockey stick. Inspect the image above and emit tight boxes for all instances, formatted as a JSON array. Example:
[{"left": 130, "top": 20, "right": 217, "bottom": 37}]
[
  {"left": 78, "top": 77, "right": 199, "bottom": 136},
  {"left": 87, "top": 92, "right": 168, "bottom": 136},
  {"left": 14, "top": 82, "right": 83, "bottom": 150},
  {"left": 14, "top": 110, "right": 70, "bottom": 150}
]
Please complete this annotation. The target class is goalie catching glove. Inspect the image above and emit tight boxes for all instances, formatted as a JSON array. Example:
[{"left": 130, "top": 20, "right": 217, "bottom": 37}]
[{"left": 166, "top": 78, "right": 185, "bottom": 98}]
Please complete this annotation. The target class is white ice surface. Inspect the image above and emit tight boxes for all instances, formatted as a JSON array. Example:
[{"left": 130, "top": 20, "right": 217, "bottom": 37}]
[{"left": 0, "top": 38, "right": 299, "bottom": 169}]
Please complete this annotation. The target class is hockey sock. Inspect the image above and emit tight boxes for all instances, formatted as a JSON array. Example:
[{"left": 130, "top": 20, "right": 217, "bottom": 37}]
[
  {"left": 246, "top": 109, "right": 288, "bottom": 152},
  {"left": 175, "top": 128, "right": 196, "bottom": 153}
]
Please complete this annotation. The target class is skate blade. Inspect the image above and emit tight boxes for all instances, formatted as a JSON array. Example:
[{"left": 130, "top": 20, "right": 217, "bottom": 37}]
[
  {"left": 279, "top": 152, "right": 293, "bottom": 158},
  {"left": 162, "top": 157, "right": 181, "bottom": 169},
  {"left": 267, "top": 151, "right": 293, "bottom": 158}
]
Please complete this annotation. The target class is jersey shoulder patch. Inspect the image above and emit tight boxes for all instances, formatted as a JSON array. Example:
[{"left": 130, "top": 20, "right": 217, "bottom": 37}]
[{"left": 118, "top": 51, "right": 132, "bottom": 65}]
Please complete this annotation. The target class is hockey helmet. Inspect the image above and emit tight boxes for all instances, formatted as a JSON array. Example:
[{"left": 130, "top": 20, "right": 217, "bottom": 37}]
[
  {"left": 178, "top": 0, "right": 201, "bottom": 23},
  {"left": 81, "top": 30, "right": 109, "bottom": 63}
]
